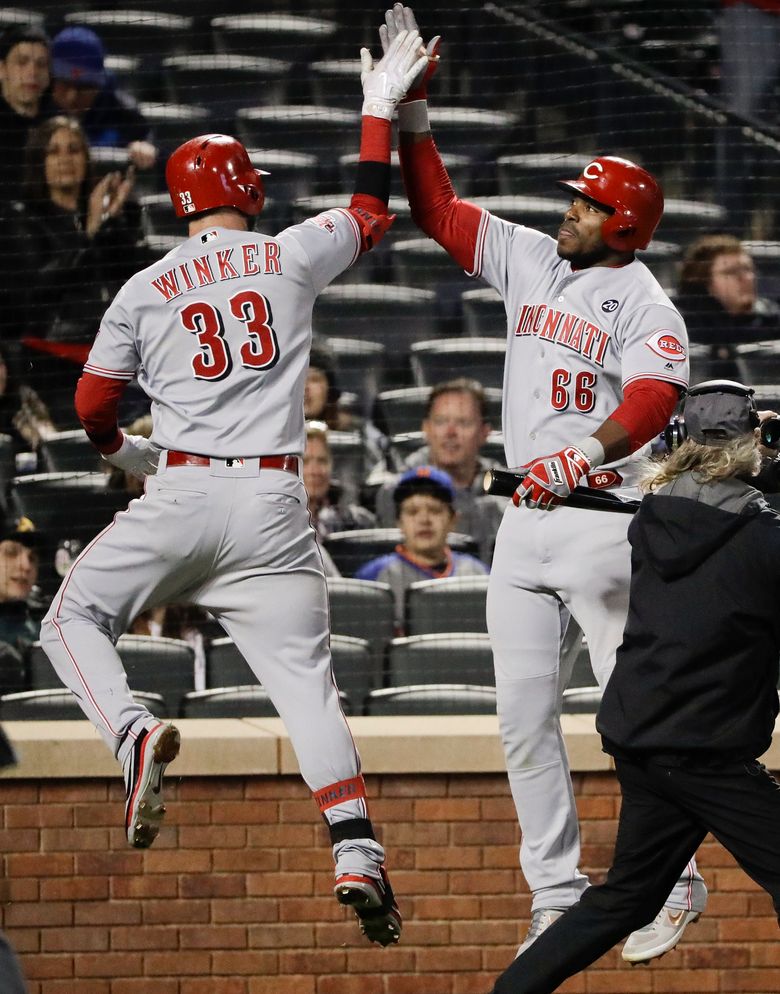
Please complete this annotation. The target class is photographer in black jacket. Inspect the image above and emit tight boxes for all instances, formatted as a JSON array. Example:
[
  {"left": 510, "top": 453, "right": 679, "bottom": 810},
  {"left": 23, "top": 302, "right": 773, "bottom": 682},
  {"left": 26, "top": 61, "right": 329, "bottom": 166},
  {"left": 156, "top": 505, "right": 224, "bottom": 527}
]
[{"left": 491, "top": 380, "right": 780, "bottom": 994}]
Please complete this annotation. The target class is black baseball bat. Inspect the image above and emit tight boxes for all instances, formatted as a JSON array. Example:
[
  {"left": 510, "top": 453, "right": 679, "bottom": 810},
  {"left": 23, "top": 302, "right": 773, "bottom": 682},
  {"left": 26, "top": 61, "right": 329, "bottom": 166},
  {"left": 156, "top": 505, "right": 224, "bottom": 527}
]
[{"left": 483, "top": 468, "right": 642, "bottom": 514}]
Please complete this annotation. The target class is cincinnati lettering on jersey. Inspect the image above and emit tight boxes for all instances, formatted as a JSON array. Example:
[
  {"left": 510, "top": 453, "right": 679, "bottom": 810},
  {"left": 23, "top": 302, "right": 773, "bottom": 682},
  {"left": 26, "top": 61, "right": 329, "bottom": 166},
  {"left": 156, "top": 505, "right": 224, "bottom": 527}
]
[
  {"left": 150, "top": 242, "right": 282, "bottom": 302},
  {"left": 514, "top": 303, "right": 611, "bottom": 367}
]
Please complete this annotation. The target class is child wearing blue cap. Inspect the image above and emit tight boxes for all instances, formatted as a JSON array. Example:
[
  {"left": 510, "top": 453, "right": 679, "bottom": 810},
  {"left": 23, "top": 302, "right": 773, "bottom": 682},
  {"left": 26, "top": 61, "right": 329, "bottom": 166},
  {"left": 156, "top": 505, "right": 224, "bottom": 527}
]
[{"left": 355, "top": 465, "right": 489, "bottom": 630}]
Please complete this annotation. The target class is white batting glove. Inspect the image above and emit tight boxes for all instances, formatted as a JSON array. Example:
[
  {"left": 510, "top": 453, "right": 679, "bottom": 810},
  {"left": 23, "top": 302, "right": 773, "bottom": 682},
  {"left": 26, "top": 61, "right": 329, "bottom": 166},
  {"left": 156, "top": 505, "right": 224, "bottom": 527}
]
[
  {"left": 379, "top": 4, "right": 440, "bottom": 98},
  {"left": 102, "top": 432, "right": 161, "bottom": 479},
  {"left": 360, "top": 28, "right": 428, "bottom": 120}
]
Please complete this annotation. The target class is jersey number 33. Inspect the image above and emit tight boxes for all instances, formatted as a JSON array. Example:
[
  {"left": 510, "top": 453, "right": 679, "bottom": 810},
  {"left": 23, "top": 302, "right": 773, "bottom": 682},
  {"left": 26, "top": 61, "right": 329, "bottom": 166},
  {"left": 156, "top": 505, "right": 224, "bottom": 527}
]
[{"left": 180, "top": 289, "right": 280, "bottom": 381}]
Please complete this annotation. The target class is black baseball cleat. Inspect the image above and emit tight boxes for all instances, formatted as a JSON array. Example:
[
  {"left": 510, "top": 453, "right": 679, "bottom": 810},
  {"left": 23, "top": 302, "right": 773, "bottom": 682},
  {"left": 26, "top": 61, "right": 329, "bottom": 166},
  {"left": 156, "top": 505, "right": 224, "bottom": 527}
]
[
  {"left": 123, "top": 722, "right": 180, "bottom": 848},
  {"left": 334, "top": 865, "right": 402, "bottom": 946}
]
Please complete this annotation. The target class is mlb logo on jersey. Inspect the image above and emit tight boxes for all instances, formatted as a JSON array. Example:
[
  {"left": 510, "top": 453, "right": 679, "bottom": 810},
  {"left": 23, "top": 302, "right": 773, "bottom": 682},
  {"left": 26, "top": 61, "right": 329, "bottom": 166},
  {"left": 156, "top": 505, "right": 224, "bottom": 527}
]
[{"left": 645, "top": 330, "right": 687, "bottom": 362}]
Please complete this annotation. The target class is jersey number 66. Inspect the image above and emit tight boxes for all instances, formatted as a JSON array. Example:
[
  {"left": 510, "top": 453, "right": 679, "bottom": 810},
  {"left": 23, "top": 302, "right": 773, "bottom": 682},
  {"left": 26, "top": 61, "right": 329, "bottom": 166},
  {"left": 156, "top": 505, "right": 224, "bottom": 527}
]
[{"left": 550, "top": 369, "right": 597, "bottom": 413}]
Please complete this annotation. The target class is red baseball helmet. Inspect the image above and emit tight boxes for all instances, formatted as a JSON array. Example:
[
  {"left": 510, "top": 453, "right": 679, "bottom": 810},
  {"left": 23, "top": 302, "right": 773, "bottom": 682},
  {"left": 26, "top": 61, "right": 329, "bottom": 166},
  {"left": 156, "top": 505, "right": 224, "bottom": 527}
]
[
  {"left": 556, "top": 155, "right": 663, "bottom": 252},
  {"left": 165, "top": 134, "right": 268, "bottom": 219}
]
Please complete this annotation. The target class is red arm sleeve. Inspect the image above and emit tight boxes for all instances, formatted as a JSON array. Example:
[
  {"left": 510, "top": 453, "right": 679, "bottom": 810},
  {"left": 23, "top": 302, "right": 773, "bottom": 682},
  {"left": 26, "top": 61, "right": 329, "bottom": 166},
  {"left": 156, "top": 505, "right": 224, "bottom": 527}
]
[
  {"left": 74, "top": 372, "right": 129, "bottom": 454},
  {"left": 398, "top": 136, "right": 483, "bottom": 272},
  {"left": 347, "top": 116, "right": 394, "bottom": 254},
  {"left": 608, "top": 378, "right": 681, "bottom": 454}
]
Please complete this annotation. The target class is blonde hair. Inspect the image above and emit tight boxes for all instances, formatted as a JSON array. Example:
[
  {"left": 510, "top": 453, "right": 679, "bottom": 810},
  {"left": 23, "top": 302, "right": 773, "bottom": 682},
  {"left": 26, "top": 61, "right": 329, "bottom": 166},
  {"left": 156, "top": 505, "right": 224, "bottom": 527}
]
[{"left": 642, "top": 435, "right": 761, "bottom": 492}]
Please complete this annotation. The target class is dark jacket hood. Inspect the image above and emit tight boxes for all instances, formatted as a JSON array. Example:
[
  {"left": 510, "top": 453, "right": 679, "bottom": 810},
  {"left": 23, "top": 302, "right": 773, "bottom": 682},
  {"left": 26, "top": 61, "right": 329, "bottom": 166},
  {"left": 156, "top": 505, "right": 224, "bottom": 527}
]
[{"left": 632, "top": 474, "right": 767, "bottom": 580}]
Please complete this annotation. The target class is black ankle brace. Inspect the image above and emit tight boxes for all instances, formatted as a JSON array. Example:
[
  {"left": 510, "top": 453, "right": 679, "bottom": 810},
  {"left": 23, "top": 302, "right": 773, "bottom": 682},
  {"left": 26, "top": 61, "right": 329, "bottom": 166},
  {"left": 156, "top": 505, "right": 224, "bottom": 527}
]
[{"left": 327, "top": 817, "right": 376, "bottom": 845}]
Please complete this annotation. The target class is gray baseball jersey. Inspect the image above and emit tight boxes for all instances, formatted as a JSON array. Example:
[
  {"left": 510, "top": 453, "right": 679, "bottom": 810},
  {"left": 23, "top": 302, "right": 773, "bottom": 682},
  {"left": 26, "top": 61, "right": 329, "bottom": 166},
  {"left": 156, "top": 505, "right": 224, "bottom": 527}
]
[
  {"left": 473, "top": 221, "right": 689, "bottom": 486},
  {"left": 471, "top": 214, "right": 703, "bottom": 917},
  {"left": 85, "top": 210, "right": 362, "bottom": 456},
  {"left": 41, "top": 209, "right": 376, "bottom": 838}
]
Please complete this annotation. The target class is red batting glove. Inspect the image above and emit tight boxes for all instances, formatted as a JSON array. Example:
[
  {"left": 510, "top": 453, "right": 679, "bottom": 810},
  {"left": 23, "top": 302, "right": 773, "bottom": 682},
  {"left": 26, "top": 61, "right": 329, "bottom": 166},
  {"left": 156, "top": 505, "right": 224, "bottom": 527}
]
[{"left": 513, "top": 446, "right": 592, "bottom": 511}]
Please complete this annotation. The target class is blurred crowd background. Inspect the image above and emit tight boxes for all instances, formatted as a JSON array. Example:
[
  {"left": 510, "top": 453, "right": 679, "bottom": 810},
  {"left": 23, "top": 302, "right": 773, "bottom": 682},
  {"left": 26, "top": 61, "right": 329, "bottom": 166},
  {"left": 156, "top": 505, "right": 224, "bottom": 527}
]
[{"left": 0, "top": 0, "right": 777, "bottom": 719}]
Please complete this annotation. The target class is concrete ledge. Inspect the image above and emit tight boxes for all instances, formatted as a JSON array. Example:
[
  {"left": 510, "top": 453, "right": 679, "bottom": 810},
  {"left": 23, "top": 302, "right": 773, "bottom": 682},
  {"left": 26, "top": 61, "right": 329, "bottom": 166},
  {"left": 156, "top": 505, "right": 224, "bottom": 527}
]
[
  {"left": 0, "top": 715, "right": 776, "bottom": 779},
  {"left": 0, "top": 717, "right": 280, "bottom": 779},
  {"left": 0, "top": 715, "right": 609, "bottom": 779}
]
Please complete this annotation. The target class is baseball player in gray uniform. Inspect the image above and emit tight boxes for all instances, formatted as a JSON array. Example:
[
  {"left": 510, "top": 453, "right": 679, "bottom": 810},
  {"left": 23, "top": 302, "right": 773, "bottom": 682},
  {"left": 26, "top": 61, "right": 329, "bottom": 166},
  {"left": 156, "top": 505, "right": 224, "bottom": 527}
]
[
  {"left": 39, "top": 29, "right": 427, "bottom": 947},
  {"left": 381, "top": 3, "right": 707, "bottom": 963}
]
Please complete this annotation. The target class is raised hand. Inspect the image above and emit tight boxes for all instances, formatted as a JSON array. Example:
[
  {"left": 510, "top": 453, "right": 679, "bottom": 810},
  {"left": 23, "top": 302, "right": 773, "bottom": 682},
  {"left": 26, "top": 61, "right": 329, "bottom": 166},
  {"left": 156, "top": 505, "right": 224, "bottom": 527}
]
[
  {"left": 360, "top": 27, "right": 428, "bottom": 120},
  {"left": 86, "top": 168, "right": 135, "bottom": 236},
  {"left": 379, "top": 3, "right": 440, "bottom": 100}
]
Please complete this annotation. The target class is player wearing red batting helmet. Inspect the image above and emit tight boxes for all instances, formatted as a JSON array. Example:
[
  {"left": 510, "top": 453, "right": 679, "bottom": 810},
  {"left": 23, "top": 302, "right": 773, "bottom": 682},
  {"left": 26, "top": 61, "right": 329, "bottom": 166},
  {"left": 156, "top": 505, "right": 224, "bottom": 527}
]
[
  {"left": 165, "top": 133, "right": 269, "bottom": 219},
  {"left": 385, "top": 0, "right": 705, "bottom": 969},
  {"left": 40, "top": 24, "right": 428, "bottom": 952},
  {"left": 556, "top": 155, "right": 664, "bottom": 253}
]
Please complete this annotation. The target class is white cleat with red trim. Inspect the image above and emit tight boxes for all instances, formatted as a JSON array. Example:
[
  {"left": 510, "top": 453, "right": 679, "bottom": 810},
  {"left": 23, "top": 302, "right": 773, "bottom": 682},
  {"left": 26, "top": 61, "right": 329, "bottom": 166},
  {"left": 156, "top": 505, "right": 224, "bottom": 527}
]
[
  {"left": 123, "top": 722, "right": 180, "bottom": 848},
  {"left": 335, "top": 866, "right": 402, "bottom": 945}
]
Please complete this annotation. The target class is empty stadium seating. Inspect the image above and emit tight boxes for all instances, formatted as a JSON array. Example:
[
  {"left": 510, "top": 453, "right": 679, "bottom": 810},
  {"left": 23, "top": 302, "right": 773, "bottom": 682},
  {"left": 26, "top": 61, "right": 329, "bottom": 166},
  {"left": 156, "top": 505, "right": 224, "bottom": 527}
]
[
  {"left": 404, "top": 576, "right": 490, "bottom": 636},
  {"left": 326, "top": 577, "right": 395, "bottom": 672},
  {"left": 364, "top": 684, "right": 496, "bottom": 716},
  {"left": 386, "top": 633, "right": 494, "bottom": 687},
  {"left": 410, "top": 339, "right": 506, "bottom": 390},
  {"left": 0, "top": 688, "right": 167, "bottom": 721}
]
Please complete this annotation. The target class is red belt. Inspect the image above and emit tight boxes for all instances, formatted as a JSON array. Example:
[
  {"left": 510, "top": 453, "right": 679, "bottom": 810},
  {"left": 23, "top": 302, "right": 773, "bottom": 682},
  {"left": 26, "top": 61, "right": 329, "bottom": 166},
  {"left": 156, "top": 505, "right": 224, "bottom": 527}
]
[{"left": 166, "top": 450, "right": 299, "bottom": 475}]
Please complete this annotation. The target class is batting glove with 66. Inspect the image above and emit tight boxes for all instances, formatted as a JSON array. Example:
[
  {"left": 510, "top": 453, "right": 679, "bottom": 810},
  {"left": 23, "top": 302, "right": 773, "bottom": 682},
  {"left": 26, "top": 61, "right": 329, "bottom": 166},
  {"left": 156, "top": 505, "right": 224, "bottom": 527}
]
[
  {"left": 102, "top": 432, "right": 161, "bottom": 480},
  {"left": 360, "top": 28, "right": 428, "bottom": 121},
  {"left": 513, "top": 445, "right": 592, "bottom": 511}
]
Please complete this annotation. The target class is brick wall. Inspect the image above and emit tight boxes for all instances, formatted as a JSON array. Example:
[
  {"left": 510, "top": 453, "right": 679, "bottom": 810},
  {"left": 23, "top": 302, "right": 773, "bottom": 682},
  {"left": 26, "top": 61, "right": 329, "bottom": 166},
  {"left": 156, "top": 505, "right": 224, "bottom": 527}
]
[{"left": 1, "top": 771, "right": 778, "bottom": 994}]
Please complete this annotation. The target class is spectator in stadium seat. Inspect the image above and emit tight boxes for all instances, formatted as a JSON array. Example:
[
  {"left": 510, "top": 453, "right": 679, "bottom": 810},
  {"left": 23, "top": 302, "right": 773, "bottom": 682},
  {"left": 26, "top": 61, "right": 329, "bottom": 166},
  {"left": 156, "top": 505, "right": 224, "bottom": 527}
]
[
  {"left": 677, "top": 233, "right": 780, "bottom": 360},
  {"left": 355, "top": 465, "right": 489, "bottom": 631},
  {"left": 0, "top": 26, "right": 51, "bottom": 349},
  {"left": 306, "top": 345, "right": 352, "bottom": 431},
  {"left": 0, "top": 345, "right": 56, "bottom": 458},
  {"left": 370, "top": 377, "right": 506, "bottom": 563},
  {"left": 303, "top": 421, "right": 377, "bottom": 540},
  {"left": 716, "top": 0, "right": 780, "bottom": 235},
  {"left": 0, "top": 516, "right": 43, "bottom": 653},
  {"left": 0, "top": 25, "right": 50, "bottom": 206},
  {"left": 48, "top": 26, "right": 157, "bottom": 171},
  {"left": 306, "top": 342, "right": 385, "bottom": 466},
  {"left": 17, "top": 116, "right": 147, "bottom": 422}
]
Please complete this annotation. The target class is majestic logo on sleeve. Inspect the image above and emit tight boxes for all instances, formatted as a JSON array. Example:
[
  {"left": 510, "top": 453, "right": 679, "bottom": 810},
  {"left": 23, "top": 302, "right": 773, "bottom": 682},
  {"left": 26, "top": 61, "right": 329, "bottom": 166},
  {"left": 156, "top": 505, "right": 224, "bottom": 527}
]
[
  {"left": 514, "top": 304, "right": 611, "bottom": 367},
  {"left": 645, "top": 330, "right": 687, "bottom": 362},
  {"left": 306, "top": 212, "right": 337, "bottom": 235}
]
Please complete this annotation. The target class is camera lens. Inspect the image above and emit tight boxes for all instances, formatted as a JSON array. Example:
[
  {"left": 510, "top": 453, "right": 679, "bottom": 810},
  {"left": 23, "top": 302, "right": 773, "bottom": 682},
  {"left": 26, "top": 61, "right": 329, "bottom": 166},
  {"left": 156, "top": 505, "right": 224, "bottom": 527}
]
[{"left": 760, "top": 417, "right": 780, "bottom": 450}]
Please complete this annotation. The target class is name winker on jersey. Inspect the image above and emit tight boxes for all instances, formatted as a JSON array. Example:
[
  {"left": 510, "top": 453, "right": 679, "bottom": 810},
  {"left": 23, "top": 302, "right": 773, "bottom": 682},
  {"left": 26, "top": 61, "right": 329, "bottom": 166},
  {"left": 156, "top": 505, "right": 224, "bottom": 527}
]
[{"left": 150, "top": 235, "right": 286, "bottom": 302}]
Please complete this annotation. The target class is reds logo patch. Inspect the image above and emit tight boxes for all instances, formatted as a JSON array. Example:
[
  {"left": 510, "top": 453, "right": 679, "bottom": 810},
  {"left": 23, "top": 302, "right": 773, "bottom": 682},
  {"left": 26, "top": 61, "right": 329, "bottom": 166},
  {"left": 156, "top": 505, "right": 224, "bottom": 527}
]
[{"left": 645, "top": 330, "right": 686, "bottom": 362}]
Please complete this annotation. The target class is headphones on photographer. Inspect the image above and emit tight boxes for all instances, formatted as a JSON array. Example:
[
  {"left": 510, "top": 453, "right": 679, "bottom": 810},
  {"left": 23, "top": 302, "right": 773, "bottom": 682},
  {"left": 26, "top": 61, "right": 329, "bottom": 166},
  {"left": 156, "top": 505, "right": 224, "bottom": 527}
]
[{"left": 663, "top": 380, "right": 760, "bottom": 452}]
